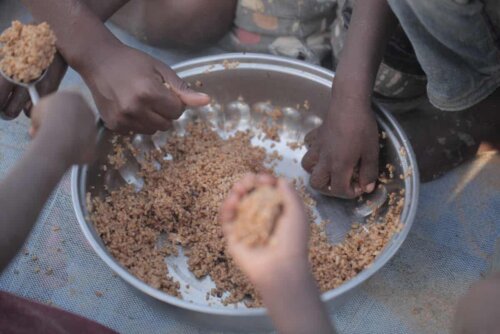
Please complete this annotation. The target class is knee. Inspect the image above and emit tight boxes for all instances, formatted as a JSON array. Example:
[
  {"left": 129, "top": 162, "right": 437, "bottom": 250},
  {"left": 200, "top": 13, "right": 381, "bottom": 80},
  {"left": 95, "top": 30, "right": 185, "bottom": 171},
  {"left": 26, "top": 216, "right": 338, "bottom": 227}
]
[
  {"left": 453, "top": 274, "right": 500, "bottom": 334},
  {"left": 145, "top": 0, "right": 237, "bottom": 49}
]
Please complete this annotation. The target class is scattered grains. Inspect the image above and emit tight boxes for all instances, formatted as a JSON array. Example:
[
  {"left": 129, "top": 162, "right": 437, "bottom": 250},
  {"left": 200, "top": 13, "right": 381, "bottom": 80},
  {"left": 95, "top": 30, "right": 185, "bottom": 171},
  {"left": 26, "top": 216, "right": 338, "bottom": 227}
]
[
  {"left": 222, "top": 59, "right": 240, "bottom": 70},
  {"left": 89, "top": 119, "right": 405, "bottom": 307}
]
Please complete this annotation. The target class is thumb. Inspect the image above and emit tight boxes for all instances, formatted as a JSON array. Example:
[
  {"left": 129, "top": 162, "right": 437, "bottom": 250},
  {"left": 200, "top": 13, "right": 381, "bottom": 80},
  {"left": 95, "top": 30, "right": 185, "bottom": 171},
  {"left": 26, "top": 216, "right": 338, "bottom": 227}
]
[{"left": 157, "top": 65, "right": 210, "bottom": 107}]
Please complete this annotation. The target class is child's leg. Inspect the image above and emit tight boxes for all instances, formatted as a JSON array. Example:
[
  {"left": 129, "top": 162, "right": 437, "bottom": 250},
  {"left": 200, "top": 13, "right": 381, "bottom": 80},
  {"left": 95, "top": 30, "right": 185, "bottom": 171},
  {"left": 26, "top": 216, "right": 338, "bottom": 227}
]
[{"left": 110, "top": 0, "right": 237, "bottom": 49}]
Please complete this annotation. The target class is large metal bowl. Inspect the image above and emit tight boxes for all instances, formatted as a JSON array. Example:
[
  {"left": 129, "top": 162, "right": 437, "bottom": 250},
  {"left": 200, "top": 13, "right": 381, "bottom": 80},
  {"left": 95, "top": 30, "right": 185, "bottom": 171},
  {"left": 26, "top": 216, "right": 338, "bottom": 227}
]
[{"left": 71, "top": 53, "right": 419, "bottom": 332}]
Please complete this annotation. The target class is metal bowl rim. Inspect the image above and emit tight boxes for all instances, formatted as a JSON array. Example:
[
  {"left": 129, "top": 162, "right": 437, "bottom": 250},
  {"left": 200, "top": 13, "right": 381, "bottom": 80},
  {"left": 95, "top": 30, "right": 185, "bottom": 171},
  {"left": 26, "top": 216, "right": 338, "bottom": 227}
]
[{"left": 71, "top": 52, "right": 419, "bottom": 316}]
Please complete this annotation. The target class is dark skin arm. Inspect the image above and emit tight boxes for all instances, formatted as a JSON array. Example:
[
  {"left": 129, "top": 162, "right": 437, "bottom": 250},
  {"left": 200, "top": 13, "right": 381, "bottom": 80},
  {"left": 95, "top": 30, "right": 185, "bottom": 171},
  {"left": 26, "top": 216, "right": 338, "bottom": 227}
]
[
  {"left": 302, "top": 0, "right": 397, "bottom": 198},
  {"left": 0, "top": 92, "right": 96, "bottom": 271},
  {"left": 0, "top": 1, "right": 129, "bottom": 119},
  {"left": 19, "top": 0, "right": 210, "bottom": 134}
]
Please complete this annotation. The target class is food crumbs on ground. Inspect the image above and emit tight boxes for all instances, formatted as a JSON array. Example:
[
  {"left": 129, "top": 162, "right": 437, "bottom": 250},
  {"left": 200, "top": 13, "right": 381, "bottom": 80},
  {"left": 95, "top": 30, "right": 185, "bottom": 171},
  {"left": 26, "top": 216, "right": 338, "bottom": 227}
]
[
  {"left": 45, "top": 268, "right": 53, "bottom": 276},
  {"left": 381, "top": 131, "right": 387, "bottom": 139},
  {"left": 195, "top": 80, "right": 203, "bottom": 88},
  {"left": 0, "top": 21, "right": 56, "bottom": 83},
  {"left": 51, "top": 226, "right": 61, "bottom": 232},
  {"left": 34, "top": 266, "right": 40, "bottom": 273},
  {"left": 89, "top": 118, "right": 405, "bottom": 307},
  {"left": 95, "top": 291, "right": 103, "bottom": 297},
  {"left": 31, "top": 255, "right": 38, "bottom": 262},
  {"left": 222, "top": 59, "right": 240, "bottom": 70},
  {"left": 232, "top": 185, "right": 283, "bottom": 247}
]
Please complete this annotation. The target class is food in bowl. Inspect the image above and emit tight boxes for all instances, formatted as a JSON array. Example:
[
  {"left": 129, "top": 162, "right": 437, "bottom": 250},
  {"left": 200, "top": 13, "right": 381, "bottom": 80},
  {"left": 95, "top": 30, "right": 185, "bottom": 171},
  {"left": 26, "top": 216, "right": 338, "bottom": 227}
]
[{"left": 87, "top": 101, "right": 404, "bottom": 307}]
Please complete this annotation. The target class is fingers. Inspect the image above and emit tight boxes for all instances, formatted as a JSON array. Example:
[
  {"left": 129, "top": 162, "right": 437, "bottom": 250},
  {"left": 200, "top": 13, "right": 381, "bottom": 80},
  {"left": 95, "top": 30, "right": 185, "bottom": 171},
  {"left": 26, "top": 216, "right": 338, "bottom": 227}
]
[
  {"left": 155, "top": 64, "right": 210, "bottom": 107},
  {"left": 310, "top": 156, "right": 360, "bottom": 199},
  {"left": 309, "top": 159, "right": 331, "bottom": 191},
  {"left": 0, "top": 78, "right": 14, "bottom": 110},
  {"left": 328, "top": 162, "right": 358, "bottom": 198},
  {"left": 301, "top": 145, "right": 320, "bottom": 173},
  {"left": 276, "top": 179, "right": 304, "bottom": 216},
  {"left": 358, "top": 148, "right": 379, "bottom": 193},
  {"left": 128, "top": 109, "right": 173, "bottom": 135},
  {"left": 150, "top": 83, "right": 185, "bottom": 120},
  {"left": 221, "top": 173, "right": 276, "bottom": 224},
  {"left": 3, "top": 87, "right": 29, "bottom": 119},
  {"left": 220, "top": 191, "right": 241, "bottom": 225},
  {"left": 304, "top": 129, "right": 318, "bottom": 149}
]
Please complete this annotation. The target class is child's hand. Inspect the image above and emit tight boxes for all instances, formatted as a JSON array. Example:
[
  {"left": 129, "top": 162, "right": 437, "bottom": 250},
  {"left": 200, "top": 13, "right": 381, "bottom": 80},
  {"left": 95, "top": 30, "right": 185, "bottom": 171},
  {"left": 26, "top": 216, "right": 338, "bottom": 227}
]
[
  {"left": 30, "top": 91, "right": 97, "bottom": 165},
  {"left": 301, "top": 97, "right": 379, "bottom": 199},
  {"left": 0, "top": 52, "right": 67, "bottom": 119},
  {"left": 79, "top": 44, "right": 210, "bottom": 134},
  {"left": 220, "top": 174, "right": 309, "bottom": 287}
]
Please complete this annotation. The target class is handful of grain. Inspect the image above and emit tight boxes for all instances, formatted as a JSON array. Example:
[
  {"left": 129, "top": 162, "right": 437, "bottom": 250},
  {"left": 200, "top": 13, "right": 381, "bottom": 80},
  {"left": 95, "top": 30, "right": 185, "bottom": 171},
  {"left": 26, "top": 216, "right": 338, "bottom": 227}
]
[
  {"left": 233, "top": 185, "right": 283, "bottom": 247},
  {"left": 0, "top": 20, "right": 56, "bottom": 83}
]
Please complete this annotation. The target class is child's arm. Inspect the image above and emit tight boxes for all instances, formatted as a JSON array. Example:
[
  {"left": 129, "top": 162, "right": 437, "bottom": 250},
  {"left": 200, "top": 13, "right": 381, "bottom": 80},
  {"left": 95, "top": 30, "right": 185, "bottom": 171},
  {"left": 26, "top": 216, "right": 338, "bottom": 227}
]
[
  {"left": 21, "top": 0, "right": 210, "bottom": 134},
  {"left": 221, "top": 174, "right": 335, "bottom": 334},
  {"left": 302, "top": 0, "right": 397, "bottom": 199},
  {"left": 0, "top": 92, "right": 96, "bottom": 271}
]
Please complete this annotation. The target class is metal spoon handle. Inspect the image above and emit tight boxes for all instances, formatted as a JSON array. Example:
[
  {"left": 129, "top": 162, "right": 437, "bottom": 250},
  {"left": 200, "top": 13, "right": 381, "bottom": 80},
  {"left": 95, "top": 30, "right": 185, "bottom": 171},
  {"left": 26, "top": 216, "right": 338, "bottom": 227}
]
[{"left": 28, "top": 85, "right": 40, "bottom": 105}]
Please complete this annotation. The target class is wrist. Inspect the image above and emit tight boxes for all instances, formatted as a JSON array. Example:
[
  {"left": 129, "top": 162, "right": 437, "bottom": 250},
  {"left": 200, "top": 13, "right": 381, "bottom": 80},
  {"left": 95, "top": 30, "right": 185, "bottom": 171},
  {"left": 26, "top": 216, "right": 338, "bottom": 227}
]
[
  {"left": 65, "top": 26, "right": 122, "bottom": 75},
  {"left": 33, "top": 129, "right": 76, "bottom": 168},
  {"left": 255, "top": 258, "right": 312, "bottom": 293},
  {"left": 331, "top": 80, "right": 373, "bottom": 105}
]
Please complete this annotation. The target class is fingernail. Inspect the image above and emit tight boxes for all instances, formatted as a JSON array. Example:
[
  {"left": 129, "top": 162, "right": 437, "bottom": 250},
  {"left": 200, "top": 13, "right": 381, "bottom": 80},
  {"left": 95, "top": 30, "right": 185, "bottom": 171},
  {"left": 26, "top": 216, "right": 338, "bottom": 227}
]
[
  {"left": 193, "top": 92, "right": 210, "bottom": 99},
  {"left": 365, "top": 183, "right": 375, "bottom": 193}
]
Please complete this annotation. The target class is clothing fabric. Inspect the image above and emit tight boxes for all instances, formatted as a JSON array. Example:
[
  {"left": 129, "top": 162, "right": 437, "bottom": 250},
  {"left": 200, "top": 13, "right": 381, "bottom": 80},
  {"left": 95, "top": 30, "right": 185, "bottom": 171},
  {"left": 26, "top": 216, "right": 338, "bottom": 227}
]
[
  {"left": 387, "top": 0, "right": 500, "bottom": 111},
  {"left": 221, "top": 0, "right": 427, "bottom": 101},
  {"left": 0, "top": 291, "right": 117, "bottom": 333}
]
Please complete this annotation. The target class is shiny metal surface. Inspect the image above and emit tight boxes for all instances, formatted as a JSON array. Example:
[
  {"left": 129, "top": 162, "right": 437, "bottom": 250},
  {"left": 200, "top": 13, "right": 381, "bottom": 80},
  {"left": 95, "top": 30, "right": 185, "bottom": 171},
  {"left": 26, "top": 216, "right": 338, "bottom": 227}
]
[{"left": 71, "top": 53, "right": 419, "bottom": 331}]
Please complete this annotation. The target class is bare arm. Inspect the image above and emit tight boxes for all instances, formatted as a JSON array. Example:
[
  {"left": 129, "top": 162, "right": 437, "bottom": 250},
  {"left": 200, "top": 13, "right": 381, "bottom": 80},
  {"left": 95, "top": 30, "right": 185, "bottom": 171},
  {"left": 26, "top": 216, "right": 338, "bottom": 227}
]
[
  {"left": 0, "top": 131, "right": 71, "bottom": 271},
  {"left": 302, "top": 0, "right": 398, "bottom": 199},
  {"left": 259, "top": 262, "right": 334, "bottom": 334},
  {"left": 20, "top": 0, "right": 210, "bottom": 134},
  {"left": 21, "top": 0, "right": 129, "bottom": 71},
  {"left": 0, "top": 92, "right": 96, "bottom": 271},
  {"left": 333, "top": 0, "right": 397, "bottom": 101}
]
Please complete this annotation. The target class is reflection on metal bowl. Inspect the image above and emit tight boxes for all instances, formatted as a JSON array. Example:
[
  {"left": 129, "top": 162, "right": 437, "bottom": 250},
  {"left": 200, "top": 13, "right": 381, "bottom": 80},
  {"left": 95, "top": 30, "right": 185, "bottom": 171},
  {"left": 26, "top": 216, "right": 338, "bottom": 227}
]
[{"left": 71, "top": 53, "right": 419, "bottom": 332}]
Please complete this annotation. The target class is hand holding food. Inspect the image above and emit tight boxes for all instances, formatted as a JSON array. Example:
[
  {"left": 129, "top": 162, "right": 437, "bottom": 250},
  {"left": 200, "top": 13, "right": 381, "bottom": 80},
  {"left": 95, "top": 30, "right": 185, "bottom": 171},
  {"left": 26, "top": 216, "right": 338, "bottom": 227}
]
[
  {"left": 79, "top": 44, "right": 210, "bottom": 134},
  {"left": 302, "top": 96, "right": 379, "bottom": 199},
  {"left": 220, "top": 173, "right": 309, "bottom": 286}
]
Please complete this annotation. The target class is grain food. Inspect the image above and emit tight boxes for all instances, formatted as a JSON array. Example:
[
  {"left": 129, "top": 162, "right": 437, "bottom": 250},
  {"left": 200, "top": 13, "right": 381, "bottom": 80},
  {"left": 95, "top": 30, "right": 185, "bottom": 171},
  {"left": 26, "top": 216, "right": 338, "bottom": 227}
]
[
  {"left": 89, "top": 117, "right": 404, "bottom": 307},
  {"left": 0, "top": 21, "right": 56, "bottom": 83},
  {"left": 233, "top": 185, "right": 283, "bottom": 247}
]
